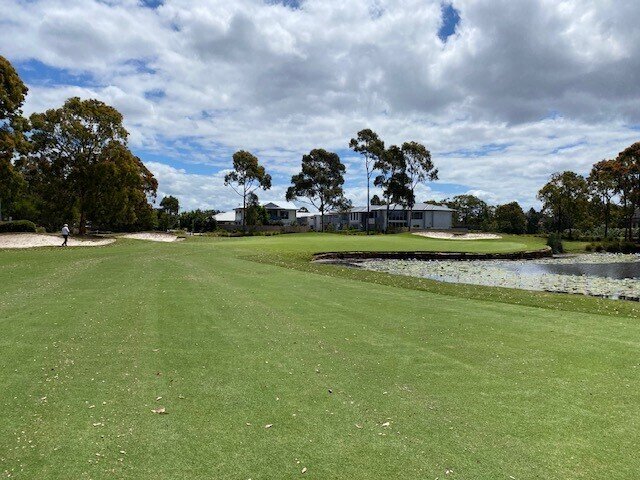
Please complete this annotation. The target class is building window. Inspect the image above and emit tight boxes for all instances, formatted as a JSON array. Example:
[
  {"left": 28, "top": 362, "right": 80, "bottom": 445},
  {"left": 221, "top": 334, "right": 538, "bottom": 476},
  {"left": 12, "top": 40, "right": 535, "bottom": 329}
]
[{"left": 411, "top": 211, "right": 423, "bottom": 220}]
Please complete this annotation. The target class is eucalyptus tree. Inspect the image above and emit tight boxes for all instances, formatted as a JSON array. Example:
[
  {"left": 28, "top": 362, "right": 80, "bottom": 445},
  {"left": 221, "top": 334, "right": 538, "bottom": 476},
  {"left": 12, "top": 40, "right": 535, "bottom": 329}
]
[
  {"left": 28, "top": 97, "right": 156, "bottom": 233},
  {"left": 349, "top": 129, "right": 385, "bottom": 233},
  {"left": 401, "top": 141, "right": 438, "bottom": 230},
  {"left": 286, "top": 148, "right": 349, "bottom": 232},
  {"left": 224, "top": 150, "right": 272, "bottom": 230},
  {"left": 537, "top": 171, "right": 589, "bottom": 235},
  {"left": 374, "top": 145, "right": 412, "bottom": 233},
  {"left": 0, "top": 55, "right": 29, "bottom": 220},
  {"left": 588, "top": 159, "right": 618, "bottom": 238}
]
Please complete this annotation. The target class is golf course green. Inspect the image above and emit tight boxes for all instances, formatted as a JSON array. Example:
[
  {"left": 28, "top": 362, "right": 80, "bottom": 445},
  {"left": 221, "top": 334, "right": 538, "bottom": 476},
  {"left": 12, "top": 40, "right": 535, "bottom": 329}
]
[{"left": 1, "top": 233, "right": 639, "bottom": 479}]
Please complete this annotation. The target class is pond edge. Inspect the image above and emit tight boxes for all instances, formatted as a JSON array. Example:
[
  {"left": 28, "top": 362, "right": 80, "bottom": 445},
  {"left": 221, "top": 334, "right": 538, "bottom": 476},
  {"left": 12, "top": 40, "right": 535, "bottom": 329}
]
[{"left": 312, "top": 247, "right": 553, "bottom": 262}]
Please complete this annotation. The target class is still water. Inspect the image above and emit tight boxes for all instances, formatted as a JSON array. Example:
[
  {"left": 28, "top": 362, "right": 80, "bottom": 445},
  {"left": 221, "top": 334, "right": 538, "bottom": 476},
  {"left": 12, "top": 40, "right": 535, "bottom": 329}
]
[{"left": 355, "top": 254, "right": 640, "bottom": 300}]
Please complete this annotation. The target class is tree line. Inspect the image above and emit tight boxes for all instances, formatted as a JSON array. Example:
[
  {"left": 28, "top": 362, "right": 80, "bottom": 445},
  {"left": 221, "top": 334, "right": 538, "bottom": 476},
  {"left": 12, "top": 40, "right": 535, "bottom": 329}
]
[
  {"left": 537, "top": 143, "right": 640, "bottom": 240},
  {"left": 1, "top": 55, "right": 158, "bottom": 233},
  {"left": 439, "top": 141, "right": 640, "bottom": 240},
  {"left": 223, "top": 129, "right": 438, "bottom": 232}
]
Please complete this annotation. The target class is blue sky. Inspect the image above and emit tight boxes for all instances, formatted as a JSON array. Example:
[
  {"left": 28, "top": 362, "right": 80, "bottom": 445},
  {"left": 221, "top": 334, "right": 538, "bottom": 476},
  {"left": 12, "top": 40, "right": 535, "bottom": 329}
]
[{"left": 5, "top": 0, "right": 640, "bottom": 211}]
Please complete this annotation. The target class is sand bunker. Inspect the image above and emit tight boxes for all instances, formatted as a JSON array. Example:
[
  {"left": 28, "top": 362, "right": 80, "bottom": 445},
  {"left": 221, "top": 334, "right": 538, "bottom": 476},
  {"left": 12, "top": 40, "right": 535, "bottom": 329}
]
[
  {"left": 0, "top": 233, "right": 115, "bottom": 249},
  {"left": 414, "top": 231, "right": 502, "bottom": 240},
  {"left": 120, "top": 232, "right": 179, "bottom": 242}
]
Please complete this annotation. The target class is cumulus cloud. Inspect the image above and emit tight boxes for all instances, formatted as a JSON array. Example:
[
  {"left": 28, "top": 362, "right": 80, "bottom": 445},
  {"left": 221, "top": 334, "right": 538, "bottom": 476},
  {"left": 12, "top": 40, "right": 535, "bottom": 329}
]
[{"left": 2, "top": 0, "right": 639, "bottom": 209}]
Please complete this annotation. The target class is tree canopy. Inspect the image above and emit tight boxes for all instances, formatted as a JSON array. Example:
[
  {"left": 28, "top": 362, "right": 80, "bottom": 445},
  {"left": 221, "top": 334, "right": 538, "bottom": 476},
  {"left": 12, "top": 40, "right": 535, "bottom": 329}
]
[
  {"left": 224, "top": 150, "right": 271, "bottom": 229},
  {"left": 0, "top": 55, "right": 29, "bottom": 219},
  {"left": 286, "top": 148, "right": 349, "bottom": 231},
  {"left": 22, "top": 97, "right": 157, "bottom": 232},
  {"left": 349, "top": 129, "right": 385, "bottom": 233}
]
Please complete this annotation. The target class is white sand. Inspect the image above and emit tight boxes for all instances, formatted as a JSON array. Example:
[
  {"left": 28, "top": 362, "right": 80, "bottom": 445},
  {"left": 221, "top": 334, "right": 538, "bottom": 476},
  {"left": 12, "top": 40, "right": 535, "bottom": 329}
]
[
  {"left": 120, "top": 232, "right": 179, "bottom": 242},
  {"left": 413, "top": 231, "right": 502, "bottom": 240},
  {"left": 0, "top": 233, "right": 115, "bottom": 249}
]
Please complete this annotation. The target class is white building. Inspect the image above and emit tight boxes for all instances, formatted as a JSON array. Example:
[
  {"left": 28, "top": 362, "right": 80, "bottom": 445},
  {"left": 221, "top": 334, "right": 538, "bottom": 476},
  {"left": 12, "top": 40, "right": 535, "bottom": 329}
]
[
  {"left": 235, "top": 201, "right": 299, "bottom": 226},
  {"left": 305, "top": 203, "right": 455, "bottom": 231}
]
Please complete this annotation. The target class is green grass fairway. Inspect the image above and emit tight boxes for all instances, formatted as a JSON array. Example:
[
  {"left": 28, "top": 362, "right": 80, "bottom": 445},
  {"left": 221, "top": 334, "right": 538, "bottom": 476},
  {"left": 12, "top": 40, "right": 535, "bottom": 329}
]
[{"left": 1, "top": 233, "right": 639, "bottom": 479}]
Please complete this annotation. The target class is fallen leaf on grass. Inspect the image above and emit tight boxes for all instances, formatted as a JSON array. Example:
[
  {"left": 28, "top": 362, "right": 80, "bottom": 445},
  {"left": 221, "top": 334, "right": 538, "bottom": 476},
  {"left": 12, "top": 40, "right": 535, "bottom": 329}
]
[
  {"left": 381, "top": 422, "right": 390, "bottom": 427},
  {"left": 151, "top": 407, "right": 167, "bottom": 414},
  {"left": 301, "top": 467, "right": 307, "bottom": 474},
  {"left": 355, "top": 424, "right": 363, "bottom": 429},
  {"left": 264, "top": 424, "right": 273, "bottom": 429}
]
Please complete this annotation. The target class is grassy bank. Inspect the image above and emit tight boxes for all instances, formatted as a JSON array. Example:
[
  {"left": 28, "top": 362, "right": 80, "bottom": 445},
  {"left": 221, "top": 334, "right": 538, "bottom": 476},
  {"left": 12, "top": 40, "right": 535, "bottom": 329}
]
[{"left": 1, "top": 233, "right": 638, "bottom": 479}]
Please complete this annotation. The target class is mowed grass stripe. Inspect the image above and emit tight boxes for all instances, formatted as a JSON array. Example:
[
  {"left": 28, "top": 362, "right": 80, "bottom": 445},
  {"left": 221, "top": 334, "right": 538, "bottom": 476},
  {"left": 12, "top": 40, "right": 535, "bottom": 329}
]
[{"left": 0, "top": 235, "right": 639, "bottom": 478}]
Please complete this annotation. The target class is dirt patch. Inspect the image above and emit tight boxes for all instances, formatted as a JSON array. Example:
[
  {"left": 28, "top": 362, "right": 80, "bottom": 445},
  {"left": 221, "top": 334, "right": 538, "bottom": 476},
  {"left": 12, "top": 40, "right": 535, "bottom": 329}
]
[
  {"left": 414, "top": 231, "right": 502, "bottom": 240},
  {"left": 0, "top": 233, "right": 115, "bottom": 249},
  {"left": 120, "top": 233, "right": 179, "bottom": 242}
]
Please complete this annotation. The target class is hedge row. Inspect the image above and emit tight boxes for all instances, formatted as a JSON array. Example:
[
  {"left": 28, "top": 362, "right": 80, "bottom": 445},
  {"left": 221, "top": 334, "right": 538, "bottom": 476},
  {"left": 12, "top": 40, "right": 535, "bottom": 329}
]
[{"left": 0, "top": 220, "right": 37, "bottom": 233}]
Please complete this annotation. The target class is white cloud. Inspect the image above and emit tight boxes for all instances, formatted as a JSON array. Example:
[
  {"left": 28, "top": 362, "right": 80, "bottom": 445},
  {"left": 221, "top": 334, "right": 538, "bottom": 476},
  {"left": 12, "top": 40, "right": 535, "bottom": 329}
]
[{"left": 3, "top": 0, "right": 640, "bottom": 209}]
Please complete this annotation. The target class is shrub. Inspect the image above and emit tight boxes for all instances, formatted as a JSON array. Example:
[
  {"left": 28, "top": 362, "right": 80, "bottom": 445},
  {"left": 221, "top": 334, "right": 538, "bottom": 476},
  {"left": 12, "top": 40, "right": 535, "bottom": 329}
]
[
  {"left": 0, "top": 220, "right": 37, "bottom": 233},
  {"left": 546, "top": 233, "right": 564, "bottom": 254},
  {"left": 36, "top": 226, "right": 47, "bottom": 234},
  {"left": 586, "top": 240, "right": 640, "bottom": 253}
]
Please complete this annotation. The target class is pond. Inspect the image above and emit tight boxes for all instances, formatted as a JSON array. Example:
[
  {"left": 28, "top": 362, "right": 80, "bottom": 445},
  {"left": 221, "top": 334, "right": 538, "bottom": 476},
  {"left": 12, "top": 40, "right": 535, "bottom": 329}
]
[{"left": 353, "top": 254, "right": 640, "bottom": 300}]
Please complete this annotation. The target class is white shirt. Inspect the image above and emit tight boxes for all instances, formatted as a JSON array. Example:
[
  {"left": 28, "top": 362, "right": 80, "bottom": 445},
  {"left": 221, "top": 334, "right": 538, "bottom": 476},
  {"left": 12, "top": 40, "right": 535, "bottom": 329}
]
[{"left": 62, "top": 226, "right": 70, "bottom": 235}]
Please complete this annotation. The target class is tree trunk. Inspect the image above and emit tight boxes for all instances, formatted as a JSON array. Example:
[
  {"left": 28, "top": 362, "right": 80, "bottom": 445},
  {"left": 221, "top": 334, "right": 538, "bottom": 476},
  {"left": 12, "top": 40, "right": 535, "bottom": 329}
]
[
  {"left": 320, "top": 206, "right": 325, "bottom": 232},
  {"left": 604, "top": 200, "right": 610, "bottom": 238},
  {"left": 385, "top": 201, "right": 390, "bottom": 234},
  {"left": 366, "top": 176, "right": 370, "bottom": 235},
  {"left": 242, "top": 187, "right": 246, "bottom": 232},
  {"left": 79, "top": 209, "right": 86, "bottom": 236},
  {"left": 408, "top": 206, "right": 413, "bottom": 231}
]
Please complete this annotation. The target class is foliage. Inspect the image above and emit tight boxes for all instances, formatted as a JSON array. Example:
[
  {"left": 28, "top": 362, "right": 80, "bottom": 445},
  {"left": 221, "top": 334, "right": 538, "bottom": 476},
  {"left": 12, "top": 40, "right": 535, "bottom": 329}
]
[
  {"left": 444, "top": 194, "right": 493, "bottom": 229},
  {"left": 546, "top": 232, "right": 564, "bottom": 254},
  {"left": 178, "top": 209, "right": 219, "bottom": 232},
  {"left": 0, "top": 219, "right": 36, "bottom": 232},
  {"left": 224, "top": 150, "right": 271, "bottom": 229},
  {"left": 0, "top": 55, "right": 30, "bottom": 219},
  {"left": 401, "top": 141, "right": 438, "bottom": 230},
  {"left": 370, "top": 194, "right": 385, "bottom": 205},
  {"left": 586, "top": 240, "right": 640, "bottom": 253},
  {"left": 588, "top": 159, "right": 618, "bottom": 237},
  {"left": 244, "top": 192, "right": 269, "bottom": 227},
  {"left": 525, "top": 207, "right": 543, "bottom": 234},
  {"left": 286, "top": 148, "right": 349, "bottom": 231},
  {"left": 494, "top": 201, "right": 527, "bottom": 234},
  {"left": 160, "top": 195, "right": 179, "bottom": 216},
  {"left": 349, "top": 129, "right": 385, "bottom": 232},
  {"left": 24, "top": 97, "right": 157, "bottom": 233},
  {"left": 537, "top": 171, "right": 589, "bottom": 234}
]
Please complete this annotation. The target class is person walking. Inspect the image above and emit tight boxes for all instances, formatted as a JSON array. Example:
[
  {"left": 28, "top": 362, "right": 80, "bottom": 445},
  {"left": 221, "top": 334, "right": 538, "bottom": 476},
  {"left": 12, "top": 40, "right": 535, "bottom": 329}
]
[{"left": 61, "top": 224, "right": 70, "bottom": 247}]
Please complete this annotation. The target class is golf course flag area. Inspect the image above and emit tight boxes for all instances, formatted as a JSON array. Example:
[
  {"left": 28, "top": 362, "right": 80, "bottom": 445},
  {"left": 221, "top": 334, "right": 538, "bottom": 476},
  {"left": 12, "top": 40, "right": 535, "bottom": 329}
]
[{"left": 1, "top": 233, "right": 639, "bottom": 479}]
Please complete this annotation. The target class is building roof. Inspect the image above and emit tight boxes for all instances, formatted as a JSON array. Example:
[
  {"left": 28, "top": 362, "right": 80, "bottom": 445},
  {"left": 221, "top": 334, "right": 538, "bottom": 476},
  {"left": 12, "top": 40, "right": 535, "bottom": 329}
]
[
  {"left": 377, "top": 203, "right": 455, "bottom": 212},
  {"left": 214, "top": 211, "right": 236, "bottom": 222},
  {"left": 235, "top": 200, "right": 299, "bottom": 211},
  {"left": 296, "top": 211, "right": 317, "bottom": 218},
  {"left": 352, "top": 203, "right": 455, "bottom": 212}
]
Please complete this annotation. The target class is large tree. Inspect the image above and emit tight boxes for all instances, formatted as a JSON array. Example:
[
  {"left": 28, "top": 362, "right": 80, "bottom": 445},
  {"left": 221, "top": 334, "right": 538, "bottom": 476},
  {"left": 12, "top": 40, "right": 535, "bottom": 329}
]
[
  {"left": 27, "top": 97, "right": 156, "bottom": 233},
  {"left": 494, "top": 201, "right": 527, "bottom": 234},
  {"left": 224, "top": 150, "right": 271, "bottom": 230},
  {"left": 444, "top": 194, "right": 492, "bottom": 230},
  {"left": 286, "top": 149, "right": 349, "bottom": 232},
  {"left": 374, "top": 145, "right": 412, "bottom": 232},
  {"left": 588, "top": 159, "right": 618, "bottom": 238},
  {"left": 0, "top": 55, "right": 29, "bottom": 220},
  {"left": 158, "top": 195, "right": 180, "bottom": 230},
  {"left": 611, "top": 143, "right": 640, "bottom": 240},
  {"left": 401, "top": 141, "right": 438, "bottom": 230},
  {"left": 537, "top": 171, "right": 589, "bottom": 235},
  {"left": 349, "top": 129, "right": 385, "bottom": 234}
]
